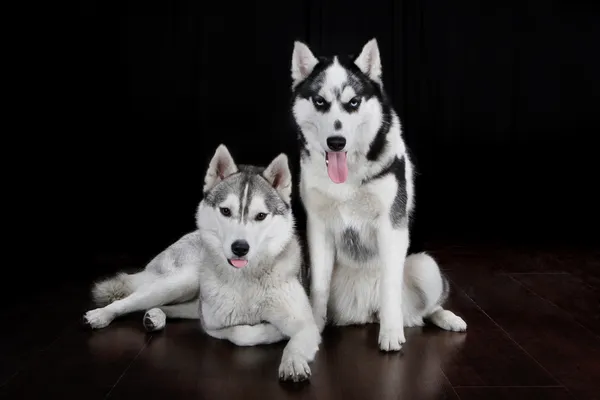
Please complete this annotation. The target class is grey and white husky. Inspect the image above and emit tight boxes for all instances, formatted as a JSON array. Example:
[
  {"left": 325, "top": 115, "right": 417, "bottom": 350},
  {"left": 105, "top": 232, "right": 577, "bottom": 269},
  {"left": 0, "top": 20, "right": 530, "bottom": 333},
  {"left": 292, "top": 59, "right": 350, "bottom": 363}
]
[
  {"left": 290, "top": 38, "right": 467, "bottom": 352},
  {"left": 83, "top": 145, "right": 321, "bottom": 381}
]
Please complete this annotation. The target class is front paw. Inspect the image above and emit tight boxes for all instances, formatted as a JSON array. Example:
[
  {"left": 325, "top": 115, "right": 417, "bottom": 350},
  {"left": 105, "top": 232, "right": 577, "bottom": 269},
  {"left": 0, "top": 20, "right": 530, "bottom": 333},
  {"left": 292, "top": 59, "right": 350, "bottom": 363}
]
[
  {"left": 278, "top": 353, "right": 311, "bottom": 382},
  {"left": 83, "top": 308, "right": 114, "bottom": 329},
  {"left": 378, "top": 326, "right": 406, "bottom": 352}
]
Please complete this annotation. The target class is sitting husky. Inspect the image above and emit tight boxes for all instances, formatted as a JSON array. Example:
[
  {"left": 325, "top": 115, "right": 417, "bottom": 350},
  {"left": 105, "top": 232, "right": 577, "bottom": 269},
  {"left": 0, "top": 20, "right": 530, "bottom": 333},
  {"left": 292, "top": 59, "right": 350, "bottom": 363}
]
[
  {"left": 289, "top": 38, "right": 467, "bottom": 352},
  {"left": 83, "top": 145, "right": 321, "bottom": 381}
]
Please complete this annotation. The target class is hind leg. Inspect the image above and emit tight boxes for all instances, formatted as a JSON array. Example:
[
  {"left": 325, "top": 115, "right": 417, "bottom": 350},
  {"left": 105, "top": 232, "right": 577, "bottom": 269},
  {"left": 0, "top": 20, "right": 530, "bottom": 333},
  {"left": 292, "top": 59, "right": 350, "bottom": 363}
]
[
  {"left": 84, "top": 267, "right": 198, "bottom": 329},
  {"left": 403, "top": 252, "right": 467, "bottom": 333},
  {"left": 206, "top": 324, "right": 286, "bottom": 346},
  {"left": 427, "top": 306, "right": 467, "bottom": 332},
  {"left": 84, "top": 270, "right": 154, "bottom": 328},
  {"left": 90, "top": 271, "right": 151, "bottom": 307},
  {"left": 83, "top": 308, "right": 118, "bottom": 329}
]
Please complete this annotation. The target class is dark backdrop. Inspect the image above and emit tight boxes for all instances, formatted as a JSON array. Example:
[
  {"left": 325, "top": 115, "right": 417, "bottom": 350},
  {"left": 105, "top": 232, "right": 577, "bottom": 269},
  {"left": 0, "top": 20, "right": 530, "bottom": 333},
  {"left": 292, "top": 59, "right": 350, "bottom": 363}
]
[{"left": 26, "top": 0, "right": 600, "bottom": 289}]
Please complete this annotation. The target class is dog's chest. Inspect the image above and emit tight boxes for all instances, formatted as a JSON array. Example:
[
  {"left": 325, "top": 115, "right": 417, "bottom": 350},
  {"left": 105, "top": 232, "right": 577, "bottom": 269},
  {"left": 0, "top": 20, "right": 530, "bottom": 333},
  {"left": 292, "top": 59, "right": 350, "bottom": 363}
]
[
  {"left": 305, "top": 182, "right": 383, "bottom": 225},
  {"left": 200, "top": 281, "right": 264, "bottom": 329}
]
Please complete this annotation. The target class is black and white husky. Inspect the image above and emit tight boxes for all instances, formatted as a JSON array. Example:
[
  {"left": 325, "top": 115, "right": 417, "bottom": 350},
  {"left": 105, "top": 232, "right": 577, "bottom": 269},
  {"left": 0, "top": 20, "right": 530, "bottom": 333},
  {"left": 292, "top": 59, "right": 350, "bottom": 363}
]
[
  {"left": 290, "top": 39, "right": 467, "bottom": 352},
  {"left": 83, "top": 145, "right": 321, "bottom": 381}
]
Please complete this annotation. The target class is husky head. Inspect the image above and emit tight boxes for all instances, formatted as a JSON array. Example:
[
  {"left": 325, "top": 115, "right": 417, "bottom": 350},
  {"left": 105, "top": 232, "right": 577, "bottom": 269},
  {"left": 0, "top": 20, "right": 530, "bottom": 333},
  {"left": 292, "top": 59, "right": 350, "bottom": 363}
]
[
  {"left": 290, "top": 38, "right": 391, "bottom": 184},
  {"left": 196, "top": 144, "right": 294, "bottom": 269}
]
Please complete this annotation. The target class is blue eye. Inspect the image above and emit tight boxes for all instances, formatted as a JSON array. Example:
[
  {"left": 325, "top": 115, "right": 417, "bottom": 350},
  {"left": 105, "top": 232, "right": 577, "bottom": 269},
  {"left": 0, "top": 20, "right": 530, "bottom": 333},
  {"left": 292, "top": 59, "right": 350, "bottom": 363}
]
[
  {"left": 349, "top": 97, "right": 361, "bottom": 108},
  {"left": 313, "top": 96, "right": 326, "bottom": 106}
]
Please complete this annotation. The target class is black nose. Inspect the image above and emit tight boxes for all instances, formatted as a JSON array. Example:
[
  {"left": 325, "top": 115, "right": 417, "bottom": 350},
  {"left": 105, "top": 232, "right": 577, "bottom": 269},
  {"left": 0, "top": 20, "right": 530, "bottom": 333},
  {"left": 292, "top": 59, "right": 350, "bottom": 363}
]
[
  {"left": 231, "top": 240, "right": 249, "bottom": 257},
  {"left": 327, "top": 136, "right": 346, "bottom": 151}
]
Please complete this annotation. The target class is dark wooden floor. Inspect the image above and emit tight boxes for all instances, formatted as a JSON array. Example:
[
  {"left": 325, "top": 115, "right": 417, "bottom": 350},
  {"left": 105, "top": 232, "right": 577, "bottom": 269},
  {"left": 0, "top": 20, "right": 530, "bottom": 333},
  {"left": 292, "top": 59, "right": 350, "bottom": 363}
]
[{"left": 1, "top": 243, "right": 598, "bottom": 400}]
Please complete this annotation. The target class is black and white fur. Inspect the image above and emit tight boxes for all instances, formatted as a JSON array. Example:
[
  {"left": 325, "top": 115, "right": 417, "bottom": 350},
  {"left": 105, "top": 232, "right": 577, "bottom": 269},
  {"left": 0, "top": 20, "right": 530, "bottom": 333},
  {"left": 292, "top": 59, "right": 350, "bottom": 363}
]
[
  {"left": 83, "top": 145, "right": 321, "bottom": 381},
  {"left": 290, "top": 39, "right": 467, "bottom": 352}
]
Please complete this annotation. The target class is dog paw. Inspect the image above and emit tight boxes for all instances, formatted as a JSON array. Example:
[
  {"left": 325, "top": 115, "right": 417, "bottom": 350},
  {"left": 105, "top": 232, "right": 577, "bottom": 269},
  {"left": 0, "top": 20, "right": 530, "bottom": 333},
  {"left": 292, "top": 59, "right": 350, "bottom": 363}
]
[
  {"left": 143, "top": 308, "right": 166, "bottom": 332},
  {"left": 442, "top": 314, "right": 467, "bottom": 332},
  {"left": 431, "top": 310, "right": 467, "bottom": 332},
  {"left": 83, "top": 308, "right": 114, "bottom": 329},
  {"left": 278, "top": 353, "right": 311, "bottom": 382},
  {"left": 378, "top": 327, "right": 406, "bottom": 352}
]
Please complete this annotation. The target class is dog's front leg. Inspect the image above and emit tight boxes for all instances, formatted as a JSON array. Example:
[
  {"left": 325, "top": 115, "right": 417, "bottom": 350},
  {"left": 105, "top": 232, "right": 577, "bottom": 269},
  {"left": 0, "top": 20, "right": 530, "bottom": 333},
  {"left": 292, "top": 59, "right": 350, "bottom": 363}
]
[
  {"left": 197, "top": 299, "right": 287, "bottom": 346},
  {"left": 205, "top": 324, "right": 286, "bottom": 346},
  {"left": 307, "top": 213, "right": 335, "bottom": 332},
  {"left": 266, "top": 281, "right": 322, "bottom": 382},
  {"left": 378, "top": 223, "right": 409, "bottom": 352}
]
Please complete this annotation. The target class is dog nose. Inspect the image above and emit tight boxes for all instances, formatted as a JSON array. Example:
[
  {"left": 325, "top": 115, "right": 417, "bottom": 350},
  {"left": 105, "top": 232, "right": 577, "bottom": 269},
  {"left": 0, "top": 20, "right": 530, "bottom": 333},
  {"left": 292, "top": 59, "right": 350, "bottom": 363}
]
[
  {"left": 327, "top": 136, "right": 346, "bottom": 151},
  {"left": 231, "top": 240, "right": 249, "bottom": 257}
]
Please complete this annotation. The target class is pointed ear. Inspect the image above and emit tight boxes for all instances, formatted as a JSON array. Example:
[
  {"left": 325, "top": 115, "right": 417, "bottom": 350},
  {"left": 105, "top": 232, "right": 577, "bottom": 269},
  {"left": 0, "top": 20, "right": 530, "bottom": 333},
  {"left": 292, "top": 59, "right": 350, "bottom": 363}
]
[
  {"left": 291, "top": 41, "right": 318, "bottom": 89},
  {"left": 203, "top": 144, "right": 238, "bottom": 193},
  {"left": 263, "top": 153, "right": 292, "bottom": 202},
  {"left": 354, "top": 38, "right": 382, "bottom": 82}
]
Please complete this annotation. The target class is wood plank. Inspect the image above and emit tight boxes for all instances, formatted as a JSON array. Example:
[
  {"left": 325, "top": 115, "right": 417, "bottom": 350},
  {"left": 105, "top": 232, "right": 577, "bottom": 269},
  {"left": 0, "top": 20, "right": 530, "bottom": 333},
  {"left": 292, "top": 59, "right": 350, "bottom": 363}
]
[
  {"left": 511, "top": 273, "right": 600, "bottom": 336},
  {"left": 436, "top": 284, "right": 557, "bottom": 387},
  {"left": 449, "top": 270, "right": 600, "bottom": 400},
  {"left": 0, "top": 315, "right": 151, "bottom": 399},
  {"left": 456, "top": 387, "right": 574, "bottom": 400},
  {"left": 107, "top": 320, "right": 460, "bottom": 400},
  {"left": 0, "top": 285, "right": 89, "bottom": 385}
]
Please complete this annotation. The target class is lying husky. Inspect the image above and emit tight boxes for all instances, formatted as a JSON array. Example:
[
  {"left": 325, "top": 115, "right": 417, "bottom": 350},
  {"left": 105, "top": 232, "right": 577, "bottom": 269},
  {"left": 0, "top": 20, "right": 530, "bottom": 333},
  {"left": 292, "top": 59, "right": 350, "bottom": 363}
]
[
  {"left": 290, "top": 38, "right": 467, "bottom": 352},
  {"left": 83, "top": 145, "right": 321, "bottom": 381}
]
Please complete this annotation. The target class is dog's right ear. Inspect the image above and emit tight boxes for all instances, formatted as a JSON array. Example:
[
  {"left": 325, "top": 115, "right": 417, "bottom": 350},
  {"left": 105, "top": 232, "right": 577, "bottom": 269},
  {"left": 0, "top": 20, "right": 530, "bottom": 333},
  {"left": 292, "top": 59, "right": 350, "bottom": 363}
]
[
  {"left": 291, "top": 41, "right": 318, "bottom": 90},
  {"left": 203, "top": 144, "right": 238, "bottom": 193}
]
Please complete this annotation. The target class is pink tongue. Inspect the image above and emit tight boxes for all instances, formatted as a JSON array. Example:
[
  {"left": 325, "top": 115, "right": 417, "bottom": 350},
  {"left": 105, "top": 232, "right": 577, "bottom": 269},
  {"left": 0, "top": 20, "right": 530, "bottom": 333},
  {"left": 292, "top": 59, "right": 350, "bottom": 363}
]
[
  {"left": 327, "top": 152, "right": 348, "bottom": 184},
  {"left": 230, "top": 259, "right": 248, "bottom": 268}
]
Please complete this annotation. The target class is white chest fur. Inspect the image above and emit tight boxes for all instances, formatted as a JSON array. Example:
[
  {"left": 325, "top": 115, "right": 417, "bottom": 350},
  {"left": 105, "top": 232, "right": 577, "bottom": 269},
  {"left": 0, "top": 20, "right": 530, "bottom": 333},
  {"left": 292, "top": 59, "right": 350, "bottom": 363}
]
[
  {"left": 300, "top": 164, "right": 397, "bottom": 231},
  {"left": 300, "top": 162, "right": 400, "bottom": 273},
  {"left": 198, "top": 273, "right": 265, "bottom": 329}
]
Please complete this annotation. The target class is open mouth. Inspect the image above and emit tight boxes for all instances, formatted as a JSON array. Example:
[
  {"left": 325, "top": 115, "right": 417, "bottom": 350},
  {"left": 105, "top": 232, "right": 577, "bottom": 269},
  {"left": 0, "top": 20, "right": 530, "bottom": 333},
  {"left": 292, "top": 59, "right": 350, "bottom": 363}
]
[
  {"left": 325, "top": 152, "right": 348, "bottom": 184},
  {"left": 227, "top": 258, "right": 248, "bottom": 268}
]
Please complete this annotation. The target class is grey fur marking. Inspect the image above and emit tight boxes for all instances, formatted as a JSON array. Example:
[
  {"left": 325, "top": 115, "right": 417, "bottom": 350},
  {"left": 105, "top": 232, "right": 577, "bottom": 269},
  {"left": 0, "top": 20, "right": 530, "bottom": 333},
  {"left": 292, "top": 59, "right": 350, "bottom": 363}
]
[
  {"left": 339, "top": 228, "right": 377, "bottom": 262},
  {"left": 436, "top": 272, "right": 451, "bottom": 307},
  {"left": 363, "top": 156, "right": 407, "bottom": 229},
  {"left": 203, "top": 179, "right": 235, "bottom": 208},
  {"left": 203, "top": 164, "right": 289, "bottom": 217},
  {"left": 256, "top": 177, "right": 289, "bottom": 216},
  {"left": 409, "top": 281, "right": 429, "bottom": 312},
  {"left": 409, "top": 269, "right": 449, "bottom": 312},
  {"left": 238, "top": 164, "right": 266, "bottom": 175}
]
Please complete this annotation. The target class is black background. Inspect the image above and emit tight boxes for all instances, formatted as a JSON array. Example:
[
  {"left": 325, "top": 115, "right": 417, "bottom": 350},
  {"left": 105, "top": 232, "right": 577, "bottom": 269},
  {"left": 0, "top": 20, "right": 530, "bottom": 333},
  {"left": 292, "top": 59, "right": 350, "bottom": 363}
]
[{"left": 22, "top": 0, "right": 600, "bottom": 289}]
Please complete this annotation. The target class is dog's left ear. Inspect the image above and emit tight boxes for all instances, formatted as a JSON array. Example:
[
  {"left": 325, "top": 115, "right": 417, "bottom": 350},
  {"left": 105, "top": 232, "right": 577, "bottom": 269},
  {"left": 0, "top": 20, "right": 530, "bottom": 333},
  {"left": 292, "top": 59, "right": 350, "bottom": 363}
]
[
  {"left": 203, "top": 144, "right": 238, "bottom": 194},
  {"left": 263, "top": 153, "right": 292, "bottom": 202},
  {"left": 354, "top": 38, "right": 382, "bottom": 82}
]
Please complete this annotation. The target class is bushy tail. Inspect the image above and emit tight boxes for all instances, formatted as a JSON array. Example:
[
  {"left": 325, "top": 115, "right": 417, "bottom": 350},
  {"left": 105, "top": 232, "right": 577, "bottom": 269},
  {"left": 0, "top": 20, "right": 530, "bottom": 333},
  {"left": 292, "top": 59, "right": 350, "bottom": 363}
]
[
  {"left": 404, "top": 252, "right": 450, "bottom": 310},
  {"left": 91, "top": 272, "right": 134, "bottom": 306}
]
